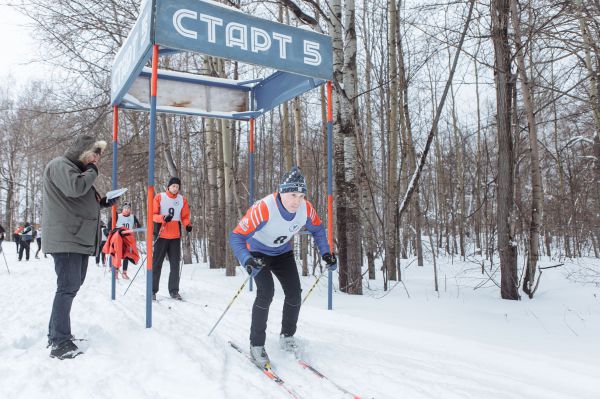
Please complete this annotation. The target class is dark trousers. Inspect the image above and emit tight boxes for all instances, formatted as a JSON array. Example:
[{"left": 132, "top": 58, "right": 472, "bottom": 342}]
[
  {"left": 35, "top": 237, "right": 45, "bottom": 258},
  {"left": 48, "top": 253, "right": 89, "bottom": 347},
  {"left": 13, "top": 234, "right": 20, "bottom": 252},
  {"left": 250, "top": 251, "right": 302, "bottom": 346},
  {"left": 18, "top": 240, "right": 31, "bottom": 260},
  {"left": 123, "top": 259, "right": 129, "bottom": 271},
  {"left": 152, "top": 238, "right": 181, "bottom": 294},
  {"left": 95, "top": 241, "right": 106, "bottom": 265}
]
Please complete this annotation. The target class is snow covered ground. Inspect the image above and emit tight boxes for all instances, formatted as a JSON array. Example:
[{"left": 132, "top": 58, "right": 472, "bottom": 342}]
[{"left": 1, "top": 243, "right": 599, "bottom": 399}]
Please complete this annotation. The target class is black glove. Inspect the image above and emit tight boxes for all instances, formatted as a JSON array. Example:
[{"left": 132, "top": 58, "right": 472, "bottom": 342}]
[
  {"left": 164, "top": 208, "right": 174, "bottom": 223},
  {"left": 322, "top": 253, "right": 337, "bottom": 271},
  {"left": 245, "top": 257, "right": 266, "bottom": 276},
  {"left": 100, "top": 197, "right": 117, "bottom": 208},
  {"left": 186, "top": 225, "right": 193, "bottom": 232},
  {"left": 86, "top": 163, "right": 98, "bottom": 174}
]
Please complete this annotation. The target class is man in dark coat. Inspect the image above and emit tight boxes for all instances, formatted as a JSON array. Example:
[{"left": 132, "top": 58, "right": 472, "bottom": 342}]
[
  {"left": 43, "top": 135, "right": 117, "bottom": 359},
  {"left": 17, "top": 222, "right": 33, "bottom": 261}
]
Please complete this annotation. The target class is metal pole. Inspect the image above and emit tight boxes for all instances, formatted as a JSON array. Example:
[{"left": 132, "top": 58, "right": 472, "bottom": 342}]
[
  {"left": 249, "top": 118, "right": 255, "bottom": 292},
  {"left": 326, "top": 81, "right": 334, "bottom": 310},
  {"left": 146, "top": 44, "right": 159, "bottom": 328},
  {"left": 111, "top": 105, "right": 119, "bottom": 300}
]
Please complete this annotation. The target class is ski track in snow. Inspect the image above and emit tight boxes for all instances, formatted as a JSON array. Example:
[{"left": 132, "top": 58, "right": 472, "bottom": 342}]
[{"left": 1, "top": 245, "right": 599, "bottom": 399}]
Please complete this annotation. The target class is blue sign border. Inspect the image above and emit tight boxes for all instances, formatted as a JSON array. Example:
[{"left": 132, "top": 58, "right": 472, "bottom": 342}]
[{"left": 111, "top": 0, "right": 154, "bottom": 105}]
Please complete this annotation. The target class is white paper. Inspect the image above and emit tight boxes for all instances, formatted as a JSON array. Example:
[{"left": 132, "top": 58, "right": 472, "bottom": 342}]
[{"left": 106, "top": 187, "right": 128, "bottom": 200}]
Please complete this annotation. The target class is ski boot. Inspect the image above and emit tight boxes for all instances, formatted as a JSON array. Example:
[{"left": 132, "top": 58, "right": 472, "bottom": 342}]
[
  {"left": 279, "top": 334, "right": 300, "bottom": 354},
  {"left": 250, "top": 345, "right": 271, "bottom": 369}
]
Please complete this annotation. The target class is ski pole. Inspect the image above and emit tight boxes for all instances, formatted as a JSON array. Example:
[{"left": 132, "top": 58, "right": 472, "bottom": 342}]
[
  {"left": 208, "top": 272, "right": 255, "bottom": 337},
  {"left": 123, "top": 224, "right": 163, "bottom": 296},
  {"left": 302, "top": 271, "right": 325, "bottom": 304},
  {"left": 302, "top": 263, "right": 337, "bottom": 304},
  {"left": 179, "top": 230, "right": 189, "bottom": 278},
  {"left": 0, "top": 243, "right": 9, "bottom": 275}
]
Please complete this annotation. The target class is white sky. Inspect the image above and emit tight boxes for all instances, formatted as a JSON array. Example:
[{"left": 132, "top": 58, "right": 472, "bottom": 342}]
[{"left": 0, "top": 2, "right": 44, "bottom": 89}]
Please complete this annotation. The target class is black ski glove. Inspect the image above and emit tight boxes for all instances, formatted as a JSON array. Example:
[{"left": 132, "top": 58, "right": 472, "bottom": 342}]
[
  {"left": 86, "top": 163, "right": 98, "bottom": 174},
  {"left": 186, "top": 225, "right": 193, "bottom": 233},
  {"left": 322, "top": 253, "right": 337, "bottom": 271},
  {"left": 245, "top": 257, "right": 266, "bottom": 276},
  {"left": 164, "top": 208, "right": 175, "bottom": 223},
  {"left": 100, "top": 197, "right": 117, "bottom": 208}
]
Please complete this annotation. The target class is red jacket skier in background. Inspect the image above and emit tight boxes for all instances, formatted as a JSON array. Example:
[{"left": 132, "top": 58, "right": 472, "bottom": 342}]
[{"left": 151, "top": 177, "right": 192, "bottom": 301}]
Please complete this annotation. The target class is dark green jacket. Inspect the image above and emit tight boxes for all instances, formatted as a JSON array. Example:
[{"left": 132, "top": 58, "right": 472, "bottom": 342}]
[{"left": 42, "top": 156, "right": 102, "bottom": 255}]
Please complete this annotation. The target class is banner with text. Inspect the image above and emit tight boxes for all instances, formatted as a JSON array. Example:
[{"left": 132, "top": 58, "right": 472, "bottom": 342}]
[{"left": 155, "top": 0, "right": 332, "bottom": 80}]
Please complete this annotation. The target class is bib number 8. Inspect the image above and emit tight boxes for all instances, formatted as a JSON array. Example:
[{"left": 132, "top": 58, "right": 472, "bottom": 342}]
[{"left": 273, "top": 236, "right": 288, "bottom": 244}]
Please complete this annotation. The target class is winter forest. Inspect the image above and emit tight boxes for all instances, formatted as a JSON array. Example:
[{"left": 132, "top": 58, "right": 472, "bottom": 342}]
[
  {"left": 1, "top": 0, "right": 599, "bottom": 397},
  {"left": 2, "top": 0, "right": 598, "bottom": 296}
]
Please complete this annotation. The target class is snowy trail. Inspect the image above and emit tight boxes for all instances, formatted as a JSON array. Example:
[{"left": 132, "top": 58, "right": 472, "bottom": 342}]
[{"left": 1, "top": 245, "right": 599, "bottom": 398}]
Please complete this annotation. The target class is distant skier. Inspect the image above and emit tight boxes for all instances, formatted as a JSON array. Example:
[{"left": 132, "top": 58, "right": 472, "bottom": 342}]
[
  {"left": 18, "top": 222, "right": 33, "bottom": 261},
  {"left": 96, "top": 220, "right": 108, "bottom": 267},
  {"left": 35, "top": 225, "right": 47, "bottom": 259},
  {"left": 13, "top": 225, "right": 23, "bottom": 252},
  {"left": 108, "top": 202, "right": 142, "bottom": 278},
  {"left": 152, "top": 177, "right": 192, "bottom": 300},
  {"left": 229, "top": 166, "right": 337, "bottom": 369}
]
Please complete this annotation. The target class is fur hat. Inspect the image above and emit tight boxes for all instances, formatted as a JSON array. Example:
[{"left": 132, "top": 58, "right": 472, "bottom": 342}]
[
  {"left": 168, "top": 177, "right": 181, "bottom": 188},
  {"left": 64, "top": 135, "right": 107, "bottom": 163},
  {"left": 279, "top": 166, "right": 307, "bottom": 194}
]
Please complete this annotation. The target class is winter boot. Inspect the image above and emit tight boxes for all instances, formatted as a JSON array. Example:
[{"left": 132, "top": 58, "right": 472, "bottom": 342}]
[
  {"left": 279, "top": 334, "right": 299, "bottom": 353},
  {"left": 152, "top": 294, "right": 157, "bottom": 301},
  {"left": 122, "top": 270, "right": 129, "bottom": 279},
  {"left": 250, "top": 345, "right": 271, "bottom": 369},
  {"left": 170, "top": 292, "right": 182, "bottom": 300},
  {"left": 50, "top": 340, "right": 82, "bottom": 360}
]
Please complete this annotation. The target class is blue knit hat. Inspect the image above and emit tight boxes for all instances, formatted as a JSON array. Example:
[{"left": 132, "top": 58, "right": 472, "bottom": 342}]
[{"left": 279, "top": 166, "right": 307, "bottom": 194}]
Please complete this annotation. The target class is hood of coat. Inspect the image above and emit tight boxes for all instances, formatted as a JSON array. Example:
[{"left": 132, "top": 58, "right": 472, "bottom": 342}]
[{"left": 64, "top": 135, "right": 107, "bottom": 164}]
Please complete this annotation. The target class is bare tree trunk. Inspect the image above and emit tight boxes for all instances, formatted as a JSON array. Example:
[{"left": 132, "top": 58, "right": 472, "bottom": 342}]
[
  {"left": 385, "top": 0, "right": 399, "bottom": 284},
  {"left": 474, "top": 49, "right": 483, "bottom": 254},
  {"left": 292, "top": 97, "right": 309, "bottom": 276},
  {"left": 576, "top": 2, "right": 600, "bottom": 178},
  {"left": 181, "top": 120, "right": 193, "bottom": 265},
  {"left": 222, "top": 119, "right": 237, "bottom": 276},
  {"left": 206, "top": 117, "right": 220, "bottom": 269},
  {"left": 361, "top": 0, "right": 376, "bottom": 280},
  {"left": 492, "top": 0, "right": 519, "bottom": 300},
  {"left": 510, "top": 0, "right": 543, "bottom": 298},
  {"left": 340, "top": 0, "right": 362, "bottom": 295},
  {"left": 396, "top": 5, "right": 423, "bottom": 266},
  {"left": 280, "top": 5, "right": 293, "bottom": 173},
  {"left": 330, "top": 0, "right": 348, "bottom": 291},
  {"left": 160, "top": 115, "right": 178, "bottom": 178},
  {"left": 449, "top": 79, "right": 466, "bottom": 259}
]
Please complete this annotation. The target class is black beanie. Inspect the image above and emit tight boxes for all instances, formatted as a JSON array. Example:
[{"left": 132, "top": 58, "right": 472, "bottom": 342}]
[
  {"left": 279, "top": 166, "right": 307, "bottom": 194},
  {"left": 168, "top": 177, "right": 181, "bottom": 188}
]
